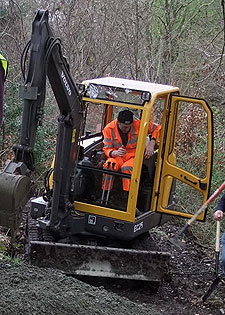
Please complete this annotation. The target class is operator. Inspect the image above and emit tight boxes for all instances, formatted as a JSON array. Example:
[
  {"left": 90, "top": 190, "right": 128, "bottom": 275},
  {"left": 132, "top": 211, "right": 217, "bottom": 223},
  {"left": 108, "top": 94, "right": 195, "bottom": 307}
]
[
  {"left": 213, "top": 192, "right": 225, "bottom": 277},
  {"left": 0, "top": 53, "right": 8, "bottom": 125},
  {"left": 102, "top": 109, "right": 160, "bottom": 193}
]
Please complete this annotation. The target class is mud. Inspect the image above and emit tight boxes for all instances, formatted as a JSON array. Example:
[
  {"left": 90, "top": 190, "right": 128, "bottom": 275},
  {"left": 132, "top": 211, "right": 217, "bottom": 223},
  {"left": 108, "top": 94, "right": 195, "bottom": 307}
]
[{"left": 1, "top": 222, "right": 225, "bottom": 315}]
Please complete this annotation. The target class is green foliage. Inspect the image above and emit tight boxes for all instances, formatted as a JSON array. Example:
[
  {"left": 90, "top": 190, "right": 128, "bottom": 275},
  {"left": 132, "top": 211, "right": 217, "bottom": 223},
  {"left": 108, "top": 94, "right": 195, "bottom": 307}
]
[
  {"left": 0, "top": 252, "right": 23, "bottom": 264},
  {"left": 33, "top": 93, "right": 58, "bottom": 179},
  {"left": 0, "top": 66, "right": 57, "bottom": 180},
  {"left": 33, "top": 121, "right": 57, "bottom": 177},
  {"left": 0, "top": 74, "right": 23, "bottom": 167},
  {"left": 0, "top": 7, "right": 7, "bottom": 19},
  {"left": 10, "top": 256, "right": 23, "bottom": 264},
  {"left": 0, "top": 242, "right": 7, "bottom": 253},
  {"left": 4, "top": 85, "right": 23, "bottom": 134},
  {"left": 0, "top": 72, "right": 22, "bottom": 141},
  {"left": 0, "top": 234, "right": 23, "bottom": 264}
]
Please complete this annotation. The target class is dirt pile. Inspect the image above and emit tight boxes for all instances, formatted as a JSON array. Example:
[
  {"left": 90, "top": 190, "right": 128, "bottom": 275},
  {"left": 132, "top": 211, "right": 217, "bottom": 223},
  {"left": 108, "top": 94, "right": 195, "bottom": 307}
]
[
  {"left": 0, "top": 261, "right": 163, "bottom": 315},
  {"left": 1, "top": 221, "right": 225, "bottom": 315}
]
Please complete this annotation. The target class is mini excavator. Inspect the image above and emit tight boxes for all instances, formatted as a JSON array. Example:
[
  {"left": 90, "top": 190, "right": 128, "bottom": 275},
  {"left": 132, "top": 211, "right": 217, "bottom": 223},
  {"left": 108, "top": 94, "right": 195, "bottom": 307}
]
[{"left": 0, "top": 10, "right": 213, "bottom": 283}]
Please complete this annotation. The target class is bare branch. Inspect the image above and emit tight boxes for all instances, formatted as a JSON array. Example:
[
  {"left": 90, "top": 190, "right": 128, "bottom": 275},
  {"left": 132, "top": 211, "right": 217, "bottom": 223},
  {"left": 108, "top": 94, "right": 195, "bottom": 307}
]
[{"left": 216, "top": 0, "right": 225, "bottom": 72}]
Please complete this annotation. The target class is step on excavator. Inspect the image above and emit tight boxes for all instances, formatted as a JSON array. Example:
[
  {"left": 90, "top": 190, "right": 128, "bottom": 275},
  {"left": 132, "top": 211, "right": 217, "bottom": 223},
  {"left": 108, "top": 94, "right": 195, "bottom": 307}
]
[{"left": 0, "top": 10, "right": 213, "bottom": 284}]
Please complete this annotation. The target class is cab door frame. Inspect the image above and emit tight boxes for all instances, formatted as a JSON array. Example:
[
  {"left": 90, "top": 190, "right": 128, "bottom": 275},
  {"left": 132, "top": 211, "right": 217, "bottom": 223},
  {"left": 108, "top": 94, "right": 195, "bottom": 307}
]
[{"left": 152, "top": 94, "right": 213, "bottom": 221}]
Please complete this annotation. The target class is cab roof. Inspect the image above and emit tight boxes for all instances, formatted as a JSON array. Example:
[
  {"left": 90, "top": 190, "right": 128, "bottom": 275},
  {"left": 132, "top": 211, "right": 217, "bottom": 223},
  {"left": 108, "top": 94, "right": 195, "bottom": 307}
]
[{"left": 83, "top": 77, "right": 179, "bottom": 94}]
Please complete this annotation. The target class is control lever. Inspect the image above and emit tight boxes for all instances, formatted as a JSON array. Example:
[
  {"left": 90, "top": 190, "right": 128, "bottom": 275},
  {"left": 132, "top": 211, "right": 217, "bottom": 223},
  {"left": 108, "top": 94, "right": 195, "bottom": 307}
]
[
  {"left": 101, "top": 161, "right": 111, "bottom": 204},
  {"left": 105, "top": 162, "right": 116, "bottom": 205}
]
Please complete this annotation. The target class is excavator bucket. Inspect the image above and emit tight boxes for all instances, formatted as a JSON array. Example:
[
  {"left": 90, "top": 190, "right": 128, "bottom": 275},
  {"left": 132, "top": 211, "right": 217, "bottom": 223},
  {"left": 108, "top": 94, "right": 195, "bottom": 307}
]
[
  {"left": 29, "top": 240, "right": 170, "bottom": 282},
  {"left": 0, "top": 171, "right": 31, "bottom": 230}
]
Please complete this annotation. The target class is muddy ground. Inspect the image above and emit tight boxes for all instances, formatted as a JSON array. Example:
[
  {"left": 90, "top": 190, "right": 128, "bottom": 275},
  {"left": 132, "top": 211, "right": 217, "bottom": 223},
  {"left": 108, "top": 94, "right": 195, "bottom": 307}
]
[{"left": 0, "top": 221, "right": 225, "bottom": 315}]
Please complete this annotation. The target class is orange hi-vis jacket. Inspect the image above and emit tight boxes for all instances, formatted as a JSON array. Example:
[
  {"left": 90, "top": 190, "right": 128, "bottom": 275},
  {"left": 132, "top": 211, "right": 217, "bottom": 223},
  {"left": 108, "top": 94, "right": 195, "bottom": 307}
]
[
  {"left": 102, "top": 119, "right": 161, "bottom": 191},
  {"left": 103, "top": 119, "right": 160, "bottom": 158}
]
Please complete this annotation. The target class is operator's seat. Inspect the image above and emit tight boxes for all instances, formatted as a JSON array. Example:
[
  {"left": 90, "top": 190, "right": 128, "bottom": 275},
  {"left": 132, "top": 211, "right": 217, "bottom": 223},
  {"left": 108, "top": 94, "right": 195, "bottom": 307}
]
[{"left": 141, "top": 152, "right": 157, "bottom": 186}]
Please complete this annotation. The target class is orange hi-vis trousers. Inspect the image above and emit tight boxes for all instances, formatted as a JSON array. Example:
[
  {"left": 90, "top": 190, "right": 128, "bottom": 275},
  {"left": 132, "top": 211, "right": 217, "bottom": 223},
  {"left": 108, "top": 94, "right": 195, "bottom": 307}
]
[{"left": 102, "top": 154, "right": 134, "bottom": 191}]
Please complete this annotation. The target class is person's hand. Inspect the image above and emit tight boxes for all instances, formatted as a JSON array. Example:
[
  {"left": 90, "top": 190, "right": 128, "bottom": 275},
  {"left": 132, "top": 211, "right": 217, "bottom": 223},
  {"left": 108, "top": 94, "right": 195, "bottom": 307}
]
[
  {"left": 213, "top": 210, "right": 224, "bottom": 221},
  {"left": 112, "top": 146, "right": 126, "bottom": 157},
  {"left": 144, "top": 139, "right": 155, "bottom": 159}
]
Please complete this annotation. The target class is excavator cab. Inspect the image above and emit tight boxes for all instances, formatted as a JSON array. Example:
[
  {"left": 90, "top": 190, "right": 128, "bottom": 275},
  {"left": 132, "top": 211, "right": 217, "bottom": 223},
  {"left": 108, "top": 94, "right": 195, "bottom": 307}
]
[
  {"left": 68, "top": 78, "right": 213, "bottom": 225},
  {"left": 79, "top": 98, "right": 159, "bottom": 214},
  {"left": 72, "top": 81, "right": 166, "bottom": 221},
  {"left": 36, "top": 76, "right": 213, "bottom": 245}
]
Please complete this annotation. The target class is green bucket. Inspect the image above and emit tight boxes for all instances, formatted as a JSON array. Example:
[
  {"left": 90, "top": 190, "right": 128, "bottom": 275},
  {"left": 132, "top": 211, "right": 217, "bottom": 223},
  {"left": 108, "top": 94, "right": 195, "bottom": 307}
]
[{"left": 0, "top": 172, "right": 31, "bottom": 230}]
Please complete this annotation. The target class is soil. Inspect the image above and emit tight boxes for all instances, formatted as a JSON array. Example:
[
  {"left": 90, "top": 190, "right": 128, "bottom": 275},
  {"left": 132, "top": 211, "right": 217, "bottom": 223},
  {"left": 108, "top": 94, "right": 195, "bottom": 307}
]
[{"left": 1, "top": 221, "right": 225, "bottom": 315}]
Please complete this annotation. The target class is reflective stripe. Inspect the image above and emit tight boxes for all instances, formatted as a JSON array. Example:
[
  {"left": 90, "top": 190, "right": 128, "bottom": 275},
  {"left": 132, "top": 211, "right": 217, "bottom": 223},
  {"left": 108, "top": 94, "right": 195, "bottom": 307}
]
[
  {"left": 111, "top": 128, "right": 122, "bottom": 147},
  {"left": 104, "top": 144, "right": 114, "bottom": 148},
  {"left": 127, "top": 138, "right": 137, "bottom": 145},
  {"left": 111, "top": 128, "right": 116, "bottom": 139},
  {"left": 131, "top": 125, "right": 137, "bottom": 139},
  {"left": 104, "top": 138, "right": 111, "bottom": 143},
  {"left": 127, "top": 125, "right": 138, "bottom": 146},
  {"left": 121, "top": 166, "right": 133, "bottom": 172},
  {"left": 149, "top": 122, "right": 161, "bottom": 141},
  {"left": 151, "top": 123, "right": 157, "bottom": 133},
  {"left": 112, "top": 142, "right": 122, "bottom": 148}
]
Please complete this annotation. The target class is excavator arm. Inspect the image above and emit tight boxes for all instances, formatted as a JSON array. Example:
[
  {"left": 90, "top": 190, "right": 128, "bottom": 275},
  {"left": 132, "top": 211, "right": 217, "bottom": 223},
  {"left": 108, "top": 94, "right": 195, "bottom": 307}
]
[{"left": 0, "top": 10, "right": 83, "bottom": 230}]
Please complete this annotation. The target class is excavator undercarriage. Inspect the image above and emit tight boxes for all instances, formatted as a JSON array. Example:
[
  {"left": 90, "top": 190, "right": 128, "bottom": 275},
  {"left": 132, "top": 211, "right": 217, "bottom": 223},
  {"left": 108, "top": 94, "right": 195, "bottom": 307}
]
[{"left": 26, "top": 207, "right": 170, "bottom": 282}]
